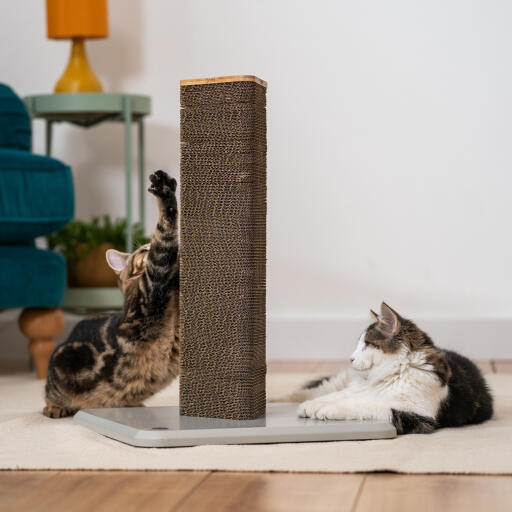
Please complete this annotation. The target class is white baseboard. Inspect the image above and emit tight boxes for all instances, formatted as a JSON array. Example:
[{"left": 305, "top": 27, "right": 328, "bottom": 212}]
[
  {"left": 1, "top": 310, "right": 511, "bottom": 366},
  {"left": 267, "top": 316, "right": 512, "bottom": 360}
]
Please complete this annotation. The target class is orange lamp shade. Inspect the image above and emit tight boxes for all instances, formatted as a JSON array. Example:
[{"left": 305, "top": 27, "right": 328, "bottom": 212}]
[{"left": 47, "top": 0, "right": 109, "bottom": 39}]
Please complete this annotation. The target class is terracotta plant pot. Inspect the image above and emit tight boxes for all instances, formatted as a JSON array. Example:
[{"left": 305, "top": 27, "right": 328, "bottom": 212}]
[{"left": 70, "top": 242, "right": 118, "bottom": 288}]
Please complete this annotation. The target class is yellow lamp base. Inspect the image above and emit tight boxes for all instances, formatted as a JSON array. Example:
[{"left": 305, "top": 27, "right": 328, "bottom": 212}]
[{"left": 54, "top": 37, "right": 102, "bottom": 93}]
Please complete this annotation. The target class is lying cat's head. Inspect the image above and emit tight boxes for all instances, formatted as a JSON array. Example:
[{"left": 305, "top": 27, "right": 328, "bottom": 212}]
[
  {"left": 350, "top": 302, "right": 434, "bottom": 371},
  {"left": 106, "top": 244, "right": 151, "bottom": 295}
]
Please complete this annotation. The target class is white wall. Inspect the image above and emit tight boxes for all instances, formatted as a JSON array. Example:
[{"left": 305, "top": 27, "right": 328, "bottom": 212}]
[{"left": 2, "top": 1, "right": 512, "bottom": 343}]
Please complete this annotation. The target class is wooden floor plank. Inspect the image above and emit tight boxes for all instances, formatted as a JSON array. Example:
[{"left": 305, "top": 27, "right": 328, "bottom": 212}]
[
  {"left": 355, "top": 474, "right": 512, "bottom": 512},
  {"left": 266, "top": 360, "right": 322, "bottom": 373},
  {"left": 311, "top": 360, "right": 350, "bottom": 374},
  {"left": 0, "top": 471, "right": 60, "bottom": 509},
  {"left": 174, "top": 472, "right": 364, "bottom": 512},
  {"left": 0, "top": 470, "right": 210, "bottom": 512},
  {"left": 494, "top": 360, "right": 512, "bottom": 374}
]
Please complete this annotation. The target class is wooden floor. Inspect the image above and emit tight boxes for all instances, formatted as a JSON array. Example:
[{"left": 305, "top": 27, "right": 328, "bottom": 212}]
[{"left": 1, "top": 360, "right": 511, "bottom": 512}]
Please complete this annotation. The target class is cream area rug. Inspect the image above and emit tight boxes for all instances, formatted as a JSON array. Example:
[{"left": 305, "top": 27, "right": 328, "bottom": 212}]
[{"left": 0, "top": 372, "right": 511, "bottom": 473}]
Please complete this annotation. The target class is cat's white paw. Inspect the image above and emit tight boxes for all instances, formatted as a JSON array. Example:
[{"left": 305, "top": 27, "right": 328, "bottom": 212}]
[{"left": 298, "top": 398, "right": 346, "bottom": 420}]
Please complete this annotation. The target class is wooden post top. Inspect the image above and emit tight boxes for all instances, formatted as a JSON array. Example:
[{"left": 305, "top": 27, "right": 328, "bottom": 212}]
[{"left": 180, "top": 75, "right": 267, "bottom": 88}]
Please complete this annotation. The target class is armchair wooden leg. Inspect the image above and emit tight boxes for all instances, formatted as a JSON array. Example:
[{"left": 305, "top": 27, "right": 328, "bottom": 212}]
[{"left": 19, "top": 308, "right": 65, "bottom": 379}]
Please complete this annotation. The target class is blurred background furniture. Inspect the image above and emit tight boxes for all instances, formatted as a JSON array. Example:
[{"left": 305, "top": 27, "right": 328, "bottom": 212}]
[
  {"left": 24, "top": 93, "right": 150, "bottom": 252},
  {"left": 0, "top": 83, "right": 74, "bottom": 378},
  {"left": 23, "top": 92, "right": 150, "bottom": 312}
]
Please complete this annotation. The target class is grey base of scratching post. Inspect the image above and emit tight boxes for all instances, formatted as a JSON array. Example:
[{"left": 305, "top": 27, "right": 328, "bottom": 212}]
[{"left": 74, "top": 404, "right": 396, "bottom": 448}]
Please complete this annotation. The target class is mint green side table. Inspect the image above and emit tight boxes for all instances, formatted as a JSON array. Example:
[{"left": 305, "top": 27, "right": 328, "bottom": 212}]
[
  {"left": 24, "top": 93, "right": 151, "bottom": 252},
  {"left": 24, "top": 93, "right": 151, "bottom": 311}
]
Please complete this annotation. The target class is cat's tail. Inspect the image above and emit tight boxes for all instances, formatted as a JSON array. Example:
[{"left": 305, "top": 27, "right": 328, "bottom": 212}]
[{"left": 391, "top": 410, "right": 436, "bottom": 434}]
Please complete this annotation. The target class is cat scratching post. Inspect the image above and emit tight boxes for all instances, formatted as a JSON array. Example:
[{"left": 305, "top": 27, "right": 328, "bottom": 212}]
[
  {"left": 179, "top": 75, "right": 267, "bottom": 420},
  {"left": 74, "top": 76, "right": 396, "bottom": 446}
]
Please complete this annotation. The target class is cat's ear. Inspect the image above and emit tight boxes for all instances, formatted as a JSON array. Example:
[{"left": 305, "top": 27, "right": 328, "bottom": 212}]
[
  {"left": 106, "top": 249, "right": 130, "bottom": 274},
  {"left": 379, "top": 302, "right": 401, "bottom": 336},
  {"left": 370, "top": 309, "right": 379, "bottom": 321}
]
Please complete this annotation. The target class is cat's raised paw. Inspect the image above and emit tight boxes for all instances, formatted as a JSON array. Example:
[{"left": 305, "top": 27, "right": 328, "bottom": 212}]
[{"left": 148, "top": 170, "right": 177, "bottom": 199}]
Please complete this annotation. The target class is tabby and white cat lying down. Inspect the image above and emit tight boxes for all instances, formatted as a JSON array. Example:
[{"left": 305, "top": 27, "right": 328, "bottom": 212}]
[
  {"left": 44, "top": 171, "right": 179, "bottom": 418},
  {"left": 288, "top": 303, "right": 493, "bottom": 434}
]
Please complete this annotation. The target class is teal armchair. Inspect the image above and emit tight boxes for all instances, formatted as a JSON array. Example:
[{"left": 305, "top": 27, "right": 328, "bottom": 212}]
[{"left": 0, "top": 84, "right": 74, "bottom": 377}]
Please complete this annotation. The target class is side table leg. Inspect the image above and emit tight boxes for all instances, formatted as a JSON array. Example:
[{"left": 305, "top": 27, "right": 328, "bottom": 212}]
[
  {"left": 45, "top": 120, "right": 53, "bottom": 156},
  {"left": 25, "top": 98, "right": 34, "bottom": 152},
  {"left": 123, "top": 96, "right": 133, "bottom": 252},
  {"left": 138, "top": 119, "right": 145, "bottom": 233}
]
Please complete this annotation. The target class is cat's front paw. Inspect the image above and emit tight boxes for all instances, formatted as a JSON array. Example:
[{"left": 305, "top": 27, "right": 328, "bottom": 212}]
[
  {"left": 148, "top": 170, "right": 177, "bottom": 217},
  {"left": 298, "top": 398, "right": 345, "bottom": 420},
  {"left": 148, "top": 170, "right": 177, "bottom": 201}
]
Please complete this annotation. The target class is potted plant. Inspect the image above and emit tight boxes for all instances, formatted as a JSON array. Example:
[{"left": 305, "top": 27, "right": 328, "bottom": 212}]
[{"left": 48, "top": 215, "right": 150, "bottom": 288}]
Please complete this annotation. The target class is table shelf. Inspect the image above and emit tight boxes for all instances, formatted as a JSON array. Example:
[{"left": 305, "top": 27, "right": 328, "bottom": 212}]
[{"left": 63, "top": 287, "right": 124, "bottom": 312}]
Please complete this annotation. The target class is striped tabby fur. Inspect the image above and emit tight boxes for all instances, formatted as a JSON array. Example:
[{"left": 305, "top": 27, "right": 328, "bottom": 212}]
[{"left": 44, "top": 171, "right": 180, "bottom": 418}]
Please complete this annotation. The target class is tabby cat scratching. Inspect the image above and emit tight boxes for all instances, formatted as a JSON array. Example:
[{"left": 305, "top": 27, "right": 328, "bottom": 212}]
[
  {"left": 291, "top": 302, "right": 493, "bottom": 434},
  {"left": 44, "top": 171, "right": 180, "bottom": 418}
]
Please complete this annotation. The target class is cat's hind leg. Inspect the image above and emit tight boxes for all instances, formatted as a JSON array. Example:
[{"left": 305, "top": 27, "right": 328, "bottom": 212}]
[{"left": 391, "top": 410, "right": 436, "bottom": 434}]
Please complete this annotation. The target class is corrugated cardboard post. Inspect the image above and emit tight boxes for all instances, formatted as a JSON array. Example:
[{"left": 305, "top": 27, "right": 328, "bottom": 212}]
[{"left": 179, "top": 76, "right": 267, "bottom": 420}]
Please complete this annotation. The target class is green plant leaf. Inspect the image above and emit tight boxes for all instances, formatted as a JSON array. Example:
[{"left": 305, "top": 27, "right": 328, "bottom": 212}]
[{"left": 47, "top": 215, "right": 151, "bottom": 273}]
